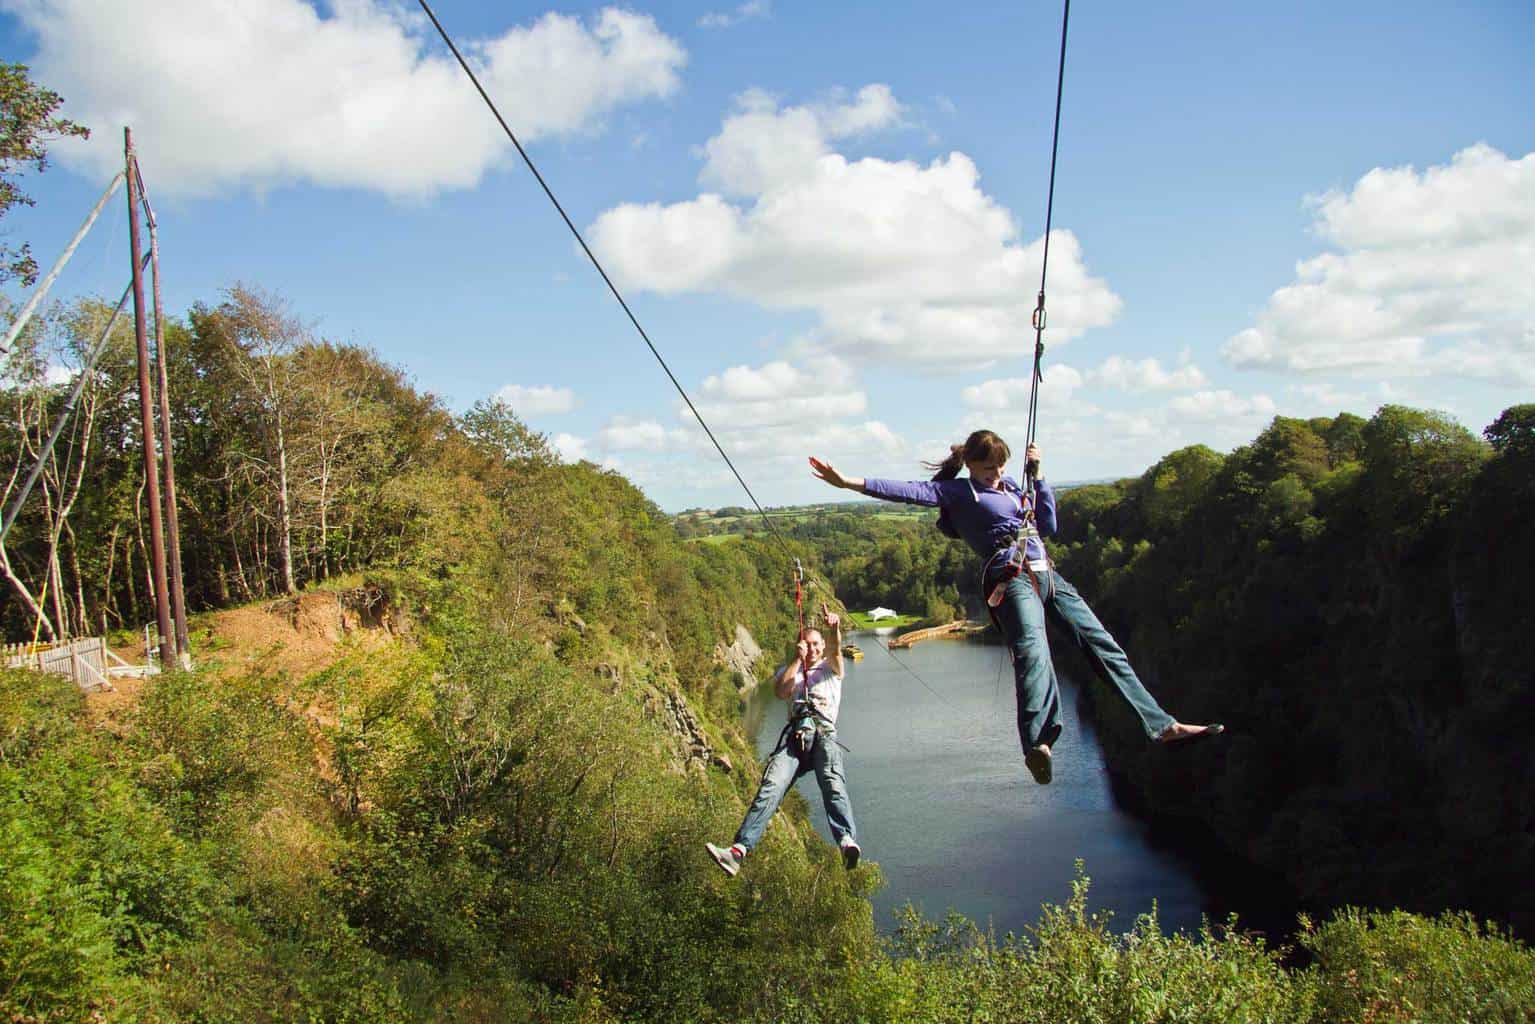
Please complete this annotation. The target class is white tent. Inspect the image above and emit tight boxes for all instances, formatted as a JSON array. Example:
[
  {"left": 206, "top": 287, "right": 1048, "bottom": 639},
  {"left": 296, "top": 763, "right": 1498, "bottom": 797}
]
[{"left": 867, "top": 607, "right": 897, "bottom": 621}]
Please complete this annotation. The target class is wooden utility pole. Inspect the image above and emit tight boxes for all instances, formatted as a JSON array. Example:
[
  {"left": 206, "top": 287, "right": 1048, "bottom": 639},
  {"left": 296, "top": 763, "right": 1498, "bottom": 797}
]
[
  {"left": 125, "top": 128, "right": 174, "bottom": 667},
  {"left": 137, "top": 158, "right": 191, "bottom": 668}
]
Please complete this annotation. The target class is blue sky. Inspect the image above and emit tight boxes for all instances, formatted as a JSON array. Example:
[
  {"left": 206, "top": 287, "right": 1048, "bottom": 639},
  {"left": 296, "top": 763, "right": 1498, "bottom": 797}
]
[{"left": 3, "top": 0, "right": 1531, "bottom": 510}]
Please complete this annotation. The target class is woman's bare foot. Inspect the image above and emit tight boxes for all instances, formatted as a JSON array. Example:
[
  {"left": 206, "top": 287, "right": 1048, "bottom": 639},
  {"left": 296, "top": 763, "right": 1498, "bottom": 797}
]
[
  {"left": 1025, "top": 743, "right": 1053, "bottom": 785},
  {"left": 1156, "top": 722, "right": 1225, "bottom": 744}
]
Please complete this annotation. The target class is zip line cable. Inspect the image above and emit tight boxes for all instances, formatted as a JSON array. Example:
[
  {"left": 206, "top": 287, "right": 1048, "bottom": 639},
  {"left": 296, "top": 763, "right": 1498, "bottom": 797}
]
[
  {"left": 419, "top": 1, "right": 959, "bottom": 708},
  {"left": 414, "top": 0, "right": 797, "bottom": 568},
  {"left": 1025, "top": 0, "right": 1071, "bottom": 476}
]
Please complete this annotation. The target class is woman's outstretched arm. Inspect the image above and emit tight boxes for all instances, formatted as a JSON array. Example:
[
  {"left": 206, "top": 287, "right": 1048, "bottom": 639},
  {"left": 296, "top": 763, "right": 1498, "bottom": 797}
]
[
  {"left": 808, "top": 457, "right": 864, "bottom": 492},
  {"left": 810, "top": 457, "right": 953, "bottom": 507}
]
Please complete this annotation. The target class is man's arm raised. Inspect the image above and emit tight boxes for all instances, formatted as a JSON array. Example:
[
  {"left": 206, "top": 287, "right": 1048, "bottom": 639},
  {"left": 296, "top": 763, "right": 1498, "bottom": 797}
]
[
  {"left": 823, "top": 603, "right": 844, "bottom": 678},
  {"left": 777, "top": 635, "right": 809, "bottom": 700}
]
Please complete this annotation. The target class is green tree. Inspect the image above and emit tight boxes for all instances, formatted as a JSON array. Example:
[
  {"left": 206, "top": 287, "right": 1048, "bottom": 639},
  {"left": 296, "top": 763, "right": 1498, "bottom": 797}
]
[
  {"left": 1360, "top": 404, "right": 1488, "bottom": 542},
  {"left": 1137, "top": 444, "right": 1224, "bottom": 536},
  {"left": 1248, "top": 416, "right": 1331, "bottom": 486},
  {"left": 0, "top": 63, "right": 90, "bottom": 288},
  {"left": 1321, "top": 411, "right": 1366, "bottom": 466},
  {"left": 460, "top": 397, "right": 558, "bottom": 469},
  {"left": 1484, "top": 403, "right": 1535, "bottom": 459}
]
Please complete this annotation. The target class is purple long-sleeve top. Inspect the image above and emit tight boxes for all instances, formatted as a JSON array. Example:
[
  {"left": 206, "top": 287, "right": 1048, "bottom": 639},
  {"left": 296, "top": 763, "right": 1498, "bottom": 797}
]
[{"left": 860, "top": 476, "right": 1056, "bottom": 567}]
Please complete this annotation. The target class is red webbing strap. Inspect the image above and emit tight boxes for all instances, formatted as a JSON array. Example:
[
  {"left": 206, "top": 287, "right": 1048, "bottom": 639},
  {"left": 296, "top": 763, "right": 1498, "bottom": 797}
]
[
  {"left": 793, "top": 559, "right": 809, "bottom": 698},
  {"left": 794, "top": 558, "right": 805, "bottom": 635}
]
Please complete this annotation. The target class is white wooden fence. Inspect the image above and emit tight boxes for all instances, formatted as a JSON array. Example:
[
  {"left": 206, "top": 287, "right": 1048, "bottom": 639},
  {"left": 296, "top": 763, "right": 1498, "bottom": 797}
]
[{"left": 2, "top": 636, "right": 155, "bottom": 692}]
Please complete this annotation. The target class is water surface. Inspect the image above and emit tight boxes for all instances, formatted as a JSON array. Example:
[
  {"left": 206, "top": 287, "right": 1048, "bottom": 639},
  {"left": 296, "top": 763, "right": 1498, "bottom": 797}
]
[{"left": 749, "top": 629, "right": 1209, "bottom": 937}]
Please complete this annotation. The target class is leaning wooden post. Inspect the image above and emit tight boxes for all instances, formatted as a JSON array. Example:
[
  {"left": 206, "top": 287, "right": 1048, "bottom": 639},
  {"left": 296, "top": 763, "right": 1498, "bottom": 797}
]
[
  {"left": 137, "top": 158, "right": 191, "bottom": 668},
  {"left": 125, "top": 128, "right": 175, "bottom": 668}
]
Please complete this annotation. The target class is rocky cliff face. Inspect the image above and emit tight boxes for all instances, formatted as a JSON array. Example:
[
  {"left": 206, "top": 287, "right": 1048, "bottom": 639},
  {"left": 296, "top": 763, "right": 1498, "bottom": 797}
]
[
  {"left": 714, "top": 624, "right": 764, "bottom": 692},
  {"left": 643, "top": 682, "right": 735, "bottom": 775}
]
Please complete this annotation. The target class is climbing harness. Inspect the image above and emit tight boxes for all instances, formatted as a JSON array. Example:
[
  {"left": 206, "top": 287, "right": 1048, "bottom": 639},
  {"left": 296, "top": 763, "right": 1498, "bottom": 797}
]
[
  {"left": 977, "top": 480, "right": 1052, "bottom": 621},
  {"left": 778, "top": 688, "right": 845, "bottom": 758},
  {"left": 784, "top": 698, "right": 835, "bottom": 758}
]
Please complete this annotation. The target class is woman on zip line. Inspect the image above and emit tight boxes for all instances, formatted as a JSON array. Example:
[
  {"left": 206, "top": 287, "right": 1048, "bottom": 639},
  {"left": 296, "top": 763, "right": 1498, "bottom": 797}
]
[{"left": 810, "top": 429, "right": 1221, "bottom": 785}]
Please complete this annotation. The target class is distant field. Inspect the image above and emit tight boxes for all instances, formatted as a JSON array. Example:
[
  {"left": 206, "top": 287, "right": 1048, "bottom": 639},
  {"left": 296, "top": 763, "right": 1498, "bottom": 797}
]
[
  {"left": 847, "top": 611, "right": 923, "bottom": 630},
  {"left": 676, "top": 500, "right": 933, "bottom": 539}
]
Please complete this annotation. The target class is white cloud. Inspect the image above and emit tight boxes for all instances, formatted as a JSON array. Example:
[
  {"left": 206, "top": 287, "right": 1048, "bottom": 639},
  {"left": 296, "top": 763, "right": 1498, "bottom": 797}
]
[
  {"left": 694, "top": 85, "right": 902, "bottom": 198},
  {"left": 589, "top": 86, "right": 1120, "bottom": 367},
  {"left": 960, "top": 364, "right": 1085, "bottom": 411},
  {"left": 685, "top": 356, "right": 893, "bottom": 461},
  {"left": 692, "top": 356, "right": 867, "bottom": 427},
  {"left": 731, "top": 418, "right": 902, "bottom": 462},
  {"left": 1223, "top": 145, "right": 1535, "bottom": 384},
  {"left": 493, "top": 383, "right": 576, "bottom": 415},
  {"left": 1101, "top": 411, "right": 1158, "bottom": 438},
  {"left": 597, "top": 416, "right": 697, "bottom": 451},
  {"left": 698, "top": 0, "right": 770, "bottom": 30},
  {"left": 580, "top": 356, "right": 907, "bottom": 497},
  {"left": 7, "top": 0, "right": 686, "bottom": 196},
  {"left": 1088, "top": 356, "right": 1207, "bottom": 392},
  {"left": 1167, "top": 390, "right": 1277, "bottom": 422},
  {"left": 1287, "top": 381, "right": 1372, "bottom": 409},
  {"left": 550, "top": 432, "right": 589, "bottom": 463}
]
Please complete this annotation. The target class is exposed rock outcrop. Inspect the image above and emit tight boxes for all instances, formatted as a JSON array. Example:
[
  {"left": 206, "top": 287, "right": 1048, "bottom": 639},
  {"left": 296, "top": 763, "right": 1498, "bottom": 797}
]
[
  {"left": 714, "top": 624, "right": 762, "bottom": 692},
  {"left": 643, "top": 684, "right": 731, "bottom": 775}
]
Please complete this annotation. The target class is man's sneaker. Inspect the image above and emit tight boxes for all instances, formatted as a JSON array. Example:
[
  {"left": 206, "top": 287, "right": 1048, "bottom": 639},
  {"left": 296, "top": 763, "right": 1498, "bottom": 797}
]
[
  {"left": 1025, "top": 744, "right": 1053, "bottom": 786},
  {"left": 706, "top": 842, "right": 744, "bottom": 877},
  {"left": 840, "top": 837, "right": 861, "bottom": 870}
]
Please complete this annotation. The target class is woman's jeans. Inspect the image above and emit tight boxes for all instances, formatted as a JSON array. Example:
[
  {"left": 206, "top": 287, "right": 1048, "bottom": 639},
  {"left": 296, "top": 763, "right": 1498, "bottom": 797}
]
[
  {"left": 991, "top": 569, "right": 1175, "bottom": 752},
  {"left": 734, "top": 730, "right": 856, "bottom": 853}
]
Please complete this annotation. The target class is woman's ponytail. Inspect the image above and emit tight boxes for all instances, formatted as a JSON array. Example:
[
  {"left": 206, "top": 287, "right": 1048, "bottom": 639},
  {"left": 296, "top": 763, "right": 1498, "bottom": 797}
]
[{"left": 923, "top": 443, "right": 967, "bottom": 481}]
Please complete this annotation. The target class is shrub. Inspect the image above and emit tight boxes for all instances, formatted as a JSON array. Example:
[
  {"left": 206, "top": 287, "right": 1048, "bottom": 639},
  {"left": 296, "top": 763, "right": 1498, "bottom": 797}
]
[{"left": 1301, "top": 907, "right": 1535, "bottom": 1023}]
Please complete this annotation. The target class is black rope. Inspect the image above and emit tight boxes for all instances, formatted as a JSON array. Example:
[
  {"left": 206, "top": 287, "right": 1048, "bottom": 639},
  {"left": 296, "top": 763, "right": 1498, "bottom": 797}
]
[
  {"left": 414, "top": 0, "right": 801, "bottom": 566},
  {"left": 419, "top": 2, "right": 957, "bottom": 709},
  {"left": 1025, "top": 0, "right": 1071, "bottom": 480}
]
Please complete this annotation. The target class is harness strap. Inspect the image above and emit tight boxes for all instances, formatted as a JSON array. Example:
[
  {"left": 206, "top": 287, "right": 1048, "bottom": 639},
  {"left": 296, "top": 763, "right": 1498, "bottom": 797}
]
[{"left": 774, "top": 697, "right": 849, "bottom": 757}]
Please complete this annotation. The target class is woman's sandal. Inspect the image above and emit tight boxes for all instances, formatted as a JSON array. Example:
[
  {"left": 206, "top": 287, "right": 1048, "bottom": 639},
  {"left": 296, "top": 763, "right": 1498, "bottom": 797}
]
[{"left": 1156, "top": 722, "right": 1225, "bottom": 745}]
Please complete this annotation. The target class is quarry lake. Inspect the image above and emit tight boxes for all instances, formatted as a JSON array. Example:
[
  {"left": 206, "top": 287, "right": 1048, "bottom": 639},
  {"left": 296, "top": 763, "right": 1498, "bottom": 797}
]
[{"left": 747, "top": 629, "right": 1217, "bottom": 938}]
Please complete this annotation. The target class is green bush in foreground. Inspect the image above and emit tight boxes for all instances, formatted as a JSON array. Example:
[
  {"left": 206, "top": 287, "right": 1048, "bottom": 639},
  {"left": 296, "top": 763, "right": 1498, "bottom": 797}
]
[
  {"left": 1301, "top": 907, "right": 1535, "bottom": 1024},
  {"left": 5, "top": 657, "right": 1535, "bottom": 1023},
  {"left": 758, "top": 866, "right": 1535, "bottom": 1023},
  {"left": 786, "top": 868, "right": 1304, "bottom": 1024}
]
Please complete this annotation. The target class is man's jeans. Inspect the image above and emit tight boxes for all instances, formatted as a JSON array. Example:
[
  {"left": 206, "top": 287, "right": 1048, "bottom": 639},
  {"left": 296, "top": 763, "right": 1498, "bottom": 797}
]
[
  {"left": 734, "top": 731, "right": 856, "bottom": 854},
  {"left": 991, "top": 569, "right": 1175, "bottom": 753}
]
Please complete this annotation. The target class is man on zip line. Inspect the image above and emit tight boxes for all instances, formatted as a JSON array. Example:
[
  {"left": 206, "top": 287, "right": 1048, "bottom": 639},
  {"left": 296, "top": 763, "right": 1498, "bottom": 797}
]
[{"left": 707, "top": 601, "right": 861, "bottom": 876}]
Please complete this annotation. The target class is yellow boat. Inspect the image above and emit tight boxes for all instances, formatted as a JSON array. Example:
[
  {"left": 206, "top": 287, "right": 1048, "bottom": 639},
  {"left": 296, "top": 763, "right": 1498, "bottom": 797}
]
[{"left": 841, "top": 643, "right": 863, "bottom": 661}]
